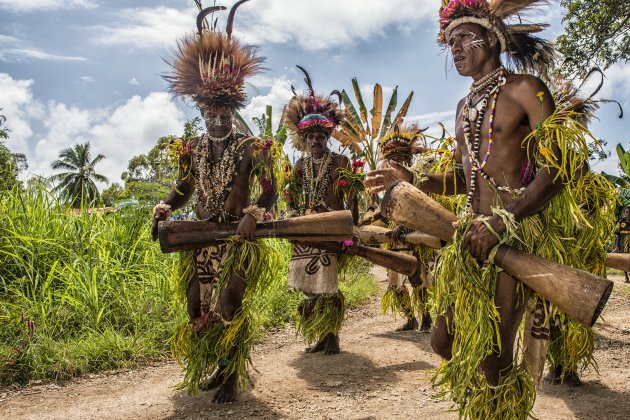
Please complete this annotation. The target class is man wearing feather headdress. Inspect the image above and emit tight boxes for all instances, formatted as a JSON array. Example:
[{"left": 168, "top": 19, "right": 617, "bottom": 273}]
[
  {"left": 378, "top": 125, "right": 433, "bottom": 332},
  {"left": 151, "top": 1, "right": 277, "bottom": 403},
  {"left": 283, "top": 66, "right": 358, "bottom": 355},
  {"left": 366, "top": 0, "right": 614, "bottom": 417}
]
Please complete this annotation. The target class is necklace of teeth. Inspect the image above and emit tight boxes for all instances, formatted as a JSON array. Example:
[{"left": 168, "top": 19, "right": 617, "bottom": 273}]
[
  {"left": 196, "top": 133, "right": 244, "bottom": 218},
  {"left": 303, "top": 151, "right": 334, "bottom": 212}
]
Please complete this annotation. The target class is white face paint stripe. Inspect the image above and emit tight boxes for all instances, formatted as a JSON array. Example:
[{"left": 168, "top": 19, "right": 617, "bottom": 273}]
[{"left": 469, "top": 39, "right": 486, "bottom": 49}]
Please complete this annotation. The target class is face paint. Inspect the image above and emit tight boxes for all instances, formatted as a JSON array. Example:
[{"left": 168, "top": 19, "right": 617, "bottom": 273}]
[{"left": 464, "top": 32, "right": 485, "bottom": 49}]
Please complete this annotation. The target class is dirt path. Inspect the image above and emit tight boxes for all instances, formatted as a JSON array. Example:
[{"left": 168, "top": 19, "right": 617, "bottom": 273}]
[{"left": 2, "top": 269, "right": 629, "bottom": 420}]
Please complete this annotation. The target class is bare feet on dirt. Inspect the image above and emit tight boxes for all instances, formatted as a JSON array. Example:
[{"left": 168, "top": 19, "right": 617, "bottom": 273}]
[
  {"left": 305, "top": 332, "right": 340, "bottom": 355},
  {"left": 395, "top": 317, "right": 419, "bottom": 331},
  {"left": 212, "top": 373, "right": 239, "bottom": 403},
  {"left": 544, "top": 366, "right": 583, "bottom": 387},
  {"left": 420, "top": 314, "right": 433, "bottom": 333}
]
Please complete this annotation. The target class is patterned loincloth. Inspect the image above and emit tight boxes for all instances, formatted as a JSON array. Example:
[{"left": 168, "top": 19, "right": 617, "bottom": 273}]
[
  {"left": 194, "top": 242, "right": 232, "bottom": 316},
  {"left": 288, "top": 244, "right": 338, "bottom": 295}
]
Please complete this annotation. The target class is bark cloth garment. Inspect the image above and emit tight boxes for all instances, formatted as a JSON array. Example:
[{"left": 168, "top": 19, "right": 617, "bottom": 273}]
[{"left": 288, "top": 243, "right": 345, "bottom": 344}]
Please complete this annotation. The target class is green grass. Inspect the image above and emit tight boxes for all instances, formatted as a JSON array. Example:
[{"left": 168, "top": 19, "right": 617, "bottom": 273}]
[{"left": 0, "top": 187, "right": 378, "bottom": 386}]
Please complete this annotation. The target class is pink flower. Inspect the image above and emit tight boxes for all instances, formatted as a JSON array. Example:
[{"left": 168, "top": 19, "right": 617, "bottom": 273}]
[{"left": 343, "top": 240, "right": 353, "bottom": 247}]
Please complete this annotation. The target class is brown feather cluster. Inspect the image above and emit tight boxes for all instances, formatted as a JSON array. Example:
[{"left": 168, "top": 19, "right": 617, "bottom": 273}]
[
  {"left": 164, "top": 31, "right": 264, "bottom": 111},
  {"left": 284, "top": 94, "right": 345, "bottom": 151},
  {"left": 379, "top": 124, "right": 426, "bottom": 161}
]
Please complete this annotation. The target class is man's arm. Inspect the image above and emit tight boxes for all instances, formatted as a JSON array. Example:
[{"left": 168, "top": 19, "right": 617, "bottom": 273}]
[
  {"left": 151, "top": 152, "right": 195, "bottom": 240},
  {"left": 365, "top": 98, "right": 467, "bottom": 196}
]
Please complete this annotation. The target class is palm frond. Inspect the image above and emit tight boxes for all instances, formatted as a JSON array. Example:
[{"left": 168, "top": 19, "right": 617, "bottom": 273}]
[
  {"left": 379, "top": 86, "right": 398, "bottom": 139},
  {"left": 370, "top": 84, "right": 383, "bottom": 139}
]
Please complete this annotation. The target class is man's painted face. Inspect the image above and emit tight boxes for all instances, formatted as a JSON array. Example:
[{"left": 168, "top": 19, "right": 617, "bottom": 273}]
[
  {"left": 202, "top": 107, "right": 233, "bottom": 136},
  {"left": 624, "top": 207, "right": 630, "bottom": 218},
  {"left": 305, "top": 131, "right": 329, "bottom": 155},
  {"left": 448, "top": 23, "right": 492, "bottom": 76}
]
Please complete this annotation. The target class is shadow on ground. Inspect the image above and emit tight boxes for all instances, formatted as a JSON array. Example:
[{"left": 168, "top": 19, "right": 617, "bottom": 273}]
[
  {"left": 290, "top": 350, "right": 433, "bottom": 395},
  {"left": 167, "top": 384, "right": 285, "bottom": 419}
]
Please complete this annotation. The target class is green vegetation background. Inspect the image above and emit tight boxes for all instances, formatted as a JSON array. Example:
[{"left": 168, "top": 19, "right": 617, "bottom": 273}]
[{"left": 0, "top": 187, "right": 377, "bottom": 386}]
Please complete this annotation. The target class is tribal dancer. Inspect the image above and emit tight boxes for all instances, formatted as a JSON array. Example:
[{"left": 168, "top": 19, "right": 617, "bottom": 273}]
[
  {"left": 152, "top": 2, "right": 277, "bottom": 403},
  {"left": 378, "top": 125, "right": 433, "bottom": 332},
  {"left": 365, "top": 1, "right": 613, "bottom": 417},
  {"left": 284, "top": 66, "right": 358, "bottom": 355}
]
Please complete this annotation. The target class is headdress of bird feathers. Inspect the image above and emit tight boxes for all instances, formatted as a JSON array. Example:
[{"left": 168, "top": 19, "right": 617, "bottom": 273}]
[
  {"left": 379, "top": 124, "right": 427, "bottom": 161},
  {"left": 550, "top": 68, "right": 624, "bottom": 126},
  {"left": 438, "top": 0, "right": 556, "bottom": 76},
  {"left": 164, "top": 1, "right": 264, "bottom": 112},
  {"left": 284, "top": 66, "right": 345, "bottom": 152}
]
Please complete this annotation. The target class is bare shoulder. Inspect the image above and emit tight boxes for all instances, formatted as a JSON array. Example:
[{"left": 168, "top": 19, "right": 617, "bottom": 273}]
[
  {"left": 504, "top": 73, "right": 551, "bottom": 99},
  {"left": 332, "top": 152, "right": 350, "bottom": 168}
]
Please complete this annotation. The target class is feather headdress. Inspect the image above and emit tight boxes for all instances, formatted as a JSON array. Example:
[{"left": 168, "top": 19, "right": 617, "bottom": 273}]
[
  {"left": 284, "top": 66, "right": 345, "bottom": 151},
  {"left": 550, "top": 68, "right": 624, "bottom": 125},
  {"left": 438, "top": 0, "right": 555, "bottom": 76},
  {"left": 164, "top": 1, "right": 264, "bottom": 111},
  {"left": 379, "top": 124, "right": 426, "bottom": 162}
]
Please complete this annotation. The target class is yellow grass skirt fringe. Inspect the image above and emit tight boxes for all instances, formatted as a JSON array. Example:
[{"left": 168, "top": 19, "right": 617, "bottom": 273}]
[{"left": 295, "top": 292, "right": 346, "bottom": 344}]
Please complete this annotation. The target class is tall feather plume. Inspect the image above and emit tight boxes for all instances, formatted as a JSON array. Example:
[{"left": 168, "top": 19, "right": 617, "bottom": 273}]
[
  {"left": 490, "top": 0, "right": 549, "bottom": 19},
  {"left": 296, "top": 65, "right": 315, "bottom": 97},
  {"left": 226, "top": 0, "right": 251, "bottom": 39}
]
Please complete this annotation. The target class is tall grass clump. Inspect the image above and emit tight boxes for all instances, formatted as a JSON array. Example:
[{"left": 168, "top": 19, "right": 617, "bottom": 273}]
[
  {"left": 0, "top": 186, "right": 379, "bottom": 386},
  {"left": 0, "top": 186, "right": 184, "bottom": 385}
]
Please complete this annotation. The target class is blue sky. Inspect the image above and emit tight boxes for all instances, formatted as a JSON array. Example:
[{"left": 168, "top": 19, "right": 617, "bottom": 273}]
[{"left": 1, "top": 0, "right": 628, "bottom": 187}]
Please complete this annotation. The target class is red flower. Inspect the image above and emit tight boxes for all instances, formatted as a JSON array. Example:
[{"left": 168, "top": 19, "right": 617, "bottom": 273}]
[
  {"left": 352, "top": 159, "right": 365, "bottom": 168},
  {"left": 336, "top": 179, "right": 348, "bottom": 187}
]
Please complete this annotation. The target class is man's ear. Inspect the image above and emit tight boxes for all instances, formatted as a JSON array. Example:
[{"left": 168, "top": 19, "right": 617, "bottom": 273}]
[{"left": 486, "top": 30, "right": 498, "bottom": 50}]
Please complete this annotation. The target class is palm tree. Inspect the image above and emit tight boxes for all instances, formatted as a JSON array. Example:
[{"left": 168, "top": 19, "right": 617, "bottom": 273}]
[{"left": 51, "top": 142, "right": 109, "bottom": 207}]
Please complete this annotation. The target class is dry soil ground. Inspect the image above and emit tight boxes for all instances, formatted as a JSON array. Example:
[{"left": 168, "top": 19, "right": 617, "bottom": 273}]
[{"left": 1, "top": 269, "right": 629, "bottom": 420}]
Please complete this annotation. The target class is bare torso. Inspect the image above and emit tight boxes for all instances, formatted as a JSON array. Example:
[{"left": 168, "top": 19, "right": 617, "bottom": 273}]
[{"left": 455, "top": 74, "right": 540, "bottom": 216}]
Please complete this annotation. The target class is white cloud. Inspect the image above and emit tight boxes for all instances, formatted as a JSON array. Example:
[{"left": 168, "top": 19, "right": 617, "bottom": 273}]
[
  {"left": 128, "top": 77, "right": 139, "bottom": 85},
  {"left": 0, "top": 73, "right": 44, "bottom": 155},
  {"left": 92, "top": 6, "right": 193, "bottom": 49},
  {"left": 0, "top": 34, "right": 87, "bottom": 62},
  {"left": 0, "top": 73, "right": 186, "bottom": 185},
  {"left": 240, "top": 77, "right": 294, "bottom": 134},
  {"left": 77, "top": 76, "right": 95, "bottom": 84},
  {"left": 0, "top": 0, "right": 97, "bottom": 12},
  {"left": 92, "top": 0, "right": 439, "bottom": 51},
  {"left": 599, "top": 62, "right": 630, "bottom": 106}
]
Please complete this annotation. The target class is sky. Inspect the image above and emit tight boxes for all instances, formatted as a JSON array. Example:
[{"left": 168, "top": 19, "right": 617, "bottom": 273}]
[{"left": 1, "top": 0, "right": 628, "bottom": 189}]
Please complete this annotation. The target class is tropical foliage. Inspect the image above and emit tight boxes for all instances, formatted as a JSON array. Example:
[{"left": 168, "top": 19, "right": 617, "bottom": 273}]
[
  {"left": 50, "top": 142, "right": 108, "bottom": 207},
  {"left": 557, "top": 0, "right": 630, "bottom": 77},
  {"left": 602, "top": 143, "right": 630, "bottom": 208},
  {"left": 334, "top": 79, "right": 414, "bottom": 171},
  {"left": 0, "top": 112, "right": 28, "bottom": 193}
]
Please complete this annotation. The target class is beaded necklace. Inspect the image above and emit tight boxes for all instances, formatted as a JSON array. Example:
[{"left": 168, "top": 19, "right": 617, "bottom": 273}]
[
  {"left": 462, "top": 67, "right": 526, "bottom": 209},
  {"left": 196, "top": 133, "right": 244, "bottom": 219},
  {"left": 303, "top": 151, "right": 334, "bottom": 212}
]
